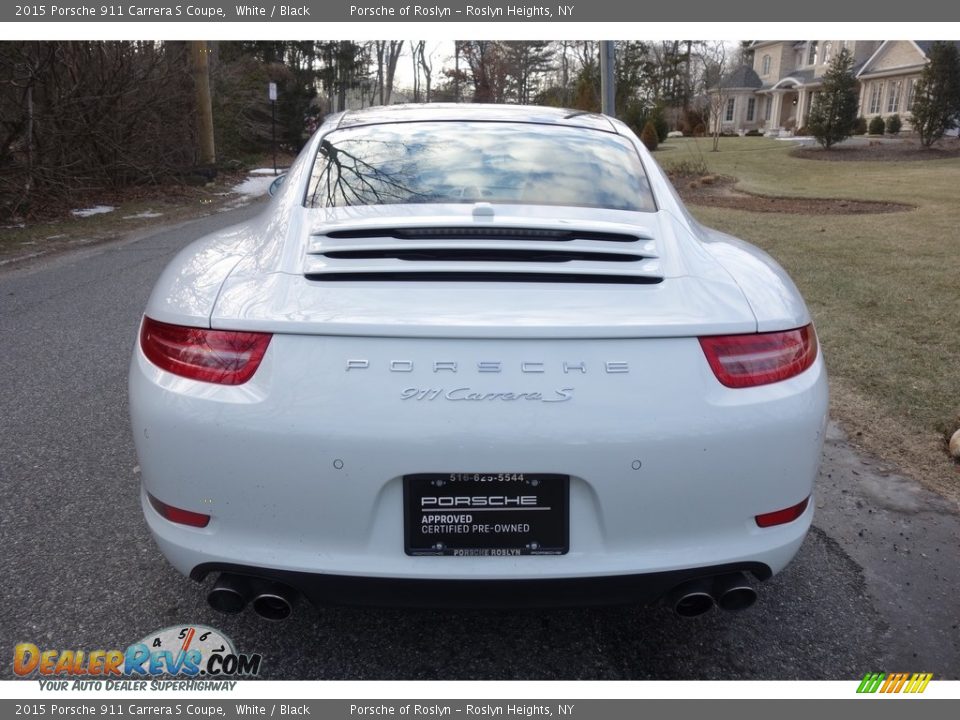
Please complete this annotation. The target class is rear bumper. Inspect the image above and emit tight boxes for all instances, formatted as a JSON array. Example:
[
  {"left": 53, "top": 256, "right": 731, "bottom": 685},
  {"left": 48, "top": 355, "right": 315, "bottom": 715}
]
[
  {"left": 131, "top": 333, "right": 827, "bottom": 591},
  {"left": 190, "top": 561, "right": 772, "bottom": 609}
]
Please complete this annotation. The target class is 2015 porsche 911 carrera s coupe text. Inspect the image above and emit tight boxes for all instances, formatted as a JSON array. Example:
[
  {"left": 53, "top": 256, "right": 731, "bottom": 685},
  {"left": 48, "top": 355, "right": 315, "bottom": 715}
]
[{"left": 129, "top": 104, "right": 827, "bottom": 620}]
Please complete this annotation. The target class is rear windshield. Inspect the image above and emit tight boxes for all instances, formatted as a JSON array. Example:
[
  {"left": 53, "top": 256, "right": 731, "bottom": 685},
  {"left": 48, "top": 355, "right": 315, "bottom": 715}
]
[{"left": 305, "top": 121, "right": 656, "bottom": 212}]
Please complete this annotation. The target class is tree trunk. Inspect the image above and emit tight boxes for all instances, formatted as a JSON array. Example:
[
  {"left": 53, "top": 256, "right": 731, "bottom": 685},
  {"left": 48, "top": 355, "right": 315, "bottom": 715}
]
[
  {"left": 384, "top": 41, "right": 402, "bottom": 105},
  {"left": 190, "top": 41, "right": 216, "bottom": 170},
  {"left": 25, "top": 84, "right": 33, "bottom": 192}
]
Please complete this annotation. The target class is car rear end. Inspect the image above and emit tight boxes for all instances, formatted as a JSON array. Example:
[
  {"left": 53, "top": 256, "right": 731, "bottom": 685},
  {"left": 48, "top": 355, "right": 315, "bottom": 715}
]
[{"left": 129, "top": 107, "right": 828, "bottom": 617}]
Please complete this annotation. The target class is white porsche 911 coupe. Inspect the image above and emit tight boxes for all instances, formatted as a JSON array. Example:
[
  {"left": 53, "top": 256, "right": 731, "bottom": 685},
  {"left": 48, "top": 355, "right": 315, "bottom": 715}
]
[{"left": 129, "top": 104, "right": 827, "bottom": 620}]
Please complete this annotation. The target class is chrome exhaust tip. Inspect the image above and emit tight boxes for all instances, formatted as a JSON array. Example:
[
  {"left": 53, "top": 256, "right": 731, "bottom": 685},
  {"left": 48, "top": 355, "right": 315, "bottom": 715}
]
[
  {"left": 667, "top": 579, "right": 716, "bottom": 617},
  {"left": 251, "top": 584, "right": 296, "bottom": 621},
  {"left": 713, "top": 573, "right": 757, "bottom": 612},
  {"left": 207, "top": 573, "right": 253, "bottom": 614}
]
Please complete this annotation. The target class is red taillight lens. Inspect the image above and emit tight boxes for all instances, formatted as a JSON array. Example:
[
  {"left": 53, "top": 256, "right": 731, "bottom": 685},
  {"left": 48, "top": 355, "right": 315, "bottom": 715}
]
[
  {"left": 140, "top": 317, "right": 271, "bottom": 385},
  {"left": 148, "top": 493, "right": 211, "bottom": 528},
  {"left": 699, "top": 324, "right": 818, "bottom": 388},
  {"left": 755, "top": 496, "right": 810, "bottom": 528}
]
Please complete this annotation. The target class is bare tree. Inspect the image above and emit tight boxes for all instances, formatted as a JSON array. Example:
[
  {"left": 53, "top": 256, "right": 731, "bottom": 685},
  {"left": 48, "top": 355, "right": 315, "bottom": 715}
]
[
  {"left": 409, "top": 41, "right": 423, "bottom": 102},
  {"left": 460, "top": 41, "right": 509, "bottom": 103},
  {"left": 701, "top": 41, "right": 733, "bottom": 151},
  {"left": 558, "top": 41, "right": 572, "bottom": 105},
  {"left": 416, "top": 42, "right": 434, "bottom": 102},
  {"left": 366, "top": 40, "right": 404, "bottom": 105},
  {"left": 367, "top": 41, "right": 384, "bottom": 106},
  {"left": 0, "top": 41, "right": 196, "bottom": 220}
]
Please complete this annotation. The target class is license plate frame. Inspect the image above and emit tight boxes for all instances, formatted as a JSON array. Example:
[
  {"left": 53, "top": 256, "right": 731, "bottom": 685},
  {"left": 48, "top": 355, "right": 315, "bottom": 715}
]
[{"left": 403, "top": 473, "right": 569, "bottom": 557}]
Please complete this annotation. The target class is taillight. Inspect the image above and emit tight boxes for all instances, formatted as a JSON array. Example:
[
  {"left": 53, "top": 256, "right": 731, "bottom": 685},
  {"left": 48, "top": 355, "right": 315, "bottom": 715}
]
[
  {"left": 140, "top": 317, "right": 271, "bottom": 385},
  {"left": 756, "top": 497, "right": 810, "bottom": 528},
  {"left": 148, "top": 493, "right": 211, "bottom": 528},
  {"left": 699, "top": 324, "right": 817, "bottom": 388}
]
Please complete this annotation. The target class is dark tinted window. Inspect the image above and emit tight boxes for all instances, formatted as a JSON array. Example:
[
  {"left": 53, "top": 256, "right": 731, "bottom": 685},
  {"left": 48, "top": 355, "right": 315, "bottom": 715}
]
[{"left": 305, "top": 121, "right": 656, "bottom": 212}]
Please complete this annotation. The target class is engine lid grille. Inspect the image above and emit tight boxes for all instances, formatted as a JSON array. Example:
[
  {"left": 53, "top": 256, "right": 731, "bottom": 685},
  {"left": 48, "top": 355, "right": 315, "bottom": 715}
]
[
  {"left": 325, "top": 226, "right": 643, "bottom": 243},
  {"left": 305, "top": 223, "right": 662, "bottom": 284}
]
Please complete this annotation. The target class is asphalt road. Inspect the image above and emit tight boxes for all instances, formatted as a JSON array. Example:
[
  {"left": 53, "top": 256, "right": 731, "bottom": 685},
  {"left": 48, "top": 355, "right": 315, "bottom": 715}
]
[{"left": 1, "top": 203, "right": 958, "bottom": 681}]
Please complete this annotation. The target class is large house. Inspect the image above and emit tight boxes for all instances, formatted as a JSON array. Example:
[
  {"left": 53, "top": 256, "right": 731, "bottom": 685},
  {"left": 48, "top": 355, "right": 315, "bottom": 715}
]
[{"left": 714, "top": 41, "right": 959, "bottom": 136}]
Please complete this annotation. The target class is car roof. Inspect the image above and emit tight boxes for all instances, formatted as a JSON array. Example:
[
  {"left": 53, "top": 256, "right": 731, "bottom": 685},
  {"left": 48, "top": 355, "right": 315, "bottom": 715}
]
[{"left": 335, "top": 103, "right": 619, "bottom": 134}]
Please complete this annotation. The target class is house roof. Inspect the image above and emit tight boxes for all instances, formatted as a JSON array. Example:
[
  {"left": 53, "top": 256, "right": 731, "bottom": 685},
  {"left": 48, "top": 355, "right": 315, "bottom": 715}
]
[
  {"left": 762, "top": 68, "right": 816, "bottom": 90},
  {"left": 718, "top": 65, "right": 763, "bottom": 89},
  {"left": 749, "top": 41, "right": 801, "bottom": 49},
  {"left": 857, "top": 41, "right": 960, "bottom": 78},
  {"left": 759, "top": 54, "right": 870, "bottom": 90}
]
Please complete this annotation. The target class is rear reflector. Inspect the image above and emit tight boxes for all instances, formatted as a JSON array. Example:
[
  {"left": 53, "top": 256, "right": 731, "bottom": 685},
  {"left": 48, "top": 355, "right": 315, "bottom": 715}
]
[
  {"left": 756, "top": 497, "right": 810, "bottom": 528},
  {"left": 140, "top": 317, "right": 271, "bottom": 385},
  {"left": 148, "top": 493, "right": 211, "bottom": 528},
  {"left": 699, "top": 324, "right": 818, "bottom": 388}
]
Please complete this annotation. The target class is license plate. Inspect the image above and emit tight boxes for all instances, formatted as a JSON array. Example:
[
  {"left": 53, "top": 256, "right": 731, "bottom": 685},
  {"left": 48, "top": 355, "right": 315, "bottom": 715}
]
[{"left": 404, "top": 473, "right": 569, "bottom": 557}]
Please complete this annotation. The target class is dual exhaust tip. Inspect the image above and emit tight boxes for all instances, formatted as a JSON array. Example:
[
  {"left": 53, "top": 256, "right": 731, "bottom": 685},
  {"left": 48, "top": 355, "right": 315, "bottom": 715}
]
[
  {"left": 209, "top": 571, "right": 755, "bottom": 620},
  {"left": 207, "top": 574, "right": 297, "bottom": 621},
  {"left": 667, "top": 573, "right": 758, "bottom": 618}
]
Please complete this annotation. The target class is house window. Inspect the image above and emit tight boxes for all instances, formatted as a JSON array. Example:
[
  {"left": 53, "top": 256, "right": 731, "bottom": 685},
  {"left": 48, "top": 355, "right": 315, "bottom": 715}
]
[
  {"left": 806, "top": 92, "right": 817, "bottom": 124},
  {"left": 725, "top": 98, "right": 735, "bottom": 122},
  {"left": 823, "top": 41, "right": 832, "bottom": 63},
  {"left": 868, "top": 82, "right": 883, "bottom": 114},
  {"left": 764, "top": 97, "right": 772, "bottom": 121},
  {"left": 807, "top": 41, "right": 818, "bottom": 66},
  {"left": 746, "top": 98, "right": 756, "bottom": 122},
  {"left": 907, "top": 78, "right": 919, "bottom": 110},
  {"left": 761, "top": 54, "right": 771, "bottom": 75},
  {"left": 887, "top": 80, "right": 902, "bottom": 113}
]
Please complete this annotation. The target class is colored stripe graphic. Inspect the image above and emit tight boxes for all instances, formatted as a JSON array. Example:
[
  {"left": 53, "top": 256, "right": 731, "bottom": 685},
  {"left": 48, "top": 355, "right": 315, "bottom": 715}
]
[
  {"left": 857, "top": 672, "right": 932, "bottom": 693},
  {"left": 857, "top": 672, "right": 885, "bottom": 693},
  {"left": 909, "top": 673, "right": 933, "bottom": 693}
]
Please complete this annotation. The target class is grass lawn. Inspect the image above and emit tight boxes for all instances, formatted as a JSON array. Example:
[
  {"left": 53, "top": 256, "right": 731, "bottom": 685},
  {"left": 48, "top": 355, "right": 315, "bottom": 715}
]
[{"left": 658, "top": 137, "right": 960, "bottom": 498}]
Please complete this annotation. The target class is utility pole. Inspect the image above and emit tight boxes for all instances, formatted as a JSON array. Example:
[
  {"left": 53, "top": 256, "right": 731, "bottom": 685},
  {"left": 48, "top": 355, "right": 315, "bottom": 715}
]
[
  {"left": 454, "top": 41, "right": 460, "bottom": 103},
  {"left": 190, "top": 40, "right": 216, "bottom": 175},
  {"left": 269, "top": 82, "right": 278, "bottom": 175},
  {"left": 600, "top": 40, "right": 616, "bottom": 117}
]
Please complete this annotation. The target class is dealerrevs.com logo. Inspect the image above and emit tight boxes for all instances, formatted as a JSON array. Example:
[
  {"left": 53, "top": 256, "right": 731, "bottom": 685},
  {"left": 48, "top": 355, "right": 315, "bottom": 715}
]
[{"left": 14, "top": 625, "right": 261, "bottom": 690}]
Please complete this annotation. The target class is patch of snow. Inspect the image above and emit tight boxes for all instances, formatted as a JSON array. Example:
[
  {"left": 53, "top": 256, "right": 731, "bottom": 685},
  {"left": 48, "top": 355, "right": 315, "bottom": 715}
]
[
  {"left": 249, "top": 167, "right": 284, "bottom": 175},
  {"left": 46, "top": 234, "right": 67, "bottom": 240},
  {"left": 122, "top": 211, "right": 164, "bottom": 219},
  {"left": 231, "top": 175, "right": 275, "bottom": 199},
  {"left": 2, "top": 223, "right": 26, "bottom": 229},
  {"left": 71, "top": 205, "right": 115, "bottom": 218},
  {"left": 225, "top": 169, "right": 287, "bottom": 208},
  {"left": 0, "top": 252, "right": 43, "bottom": 266}
]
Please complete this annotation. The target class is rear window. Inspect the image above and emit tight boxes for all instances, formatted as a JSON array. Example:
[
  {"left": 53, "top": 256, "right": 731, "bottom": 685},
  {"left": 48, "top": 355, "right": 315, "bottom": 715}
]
[{"left": 305, "top": 121, "right": 656, "bottom": 212}]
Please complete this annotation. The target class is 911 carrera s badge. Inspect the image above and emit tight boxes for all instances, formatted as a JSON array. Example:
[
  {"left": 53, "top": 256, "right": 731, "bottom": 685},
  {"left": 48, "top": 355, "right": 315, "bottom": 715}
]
[{"left": 400, "top": 387, "right": 574, "bottom": 403}]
